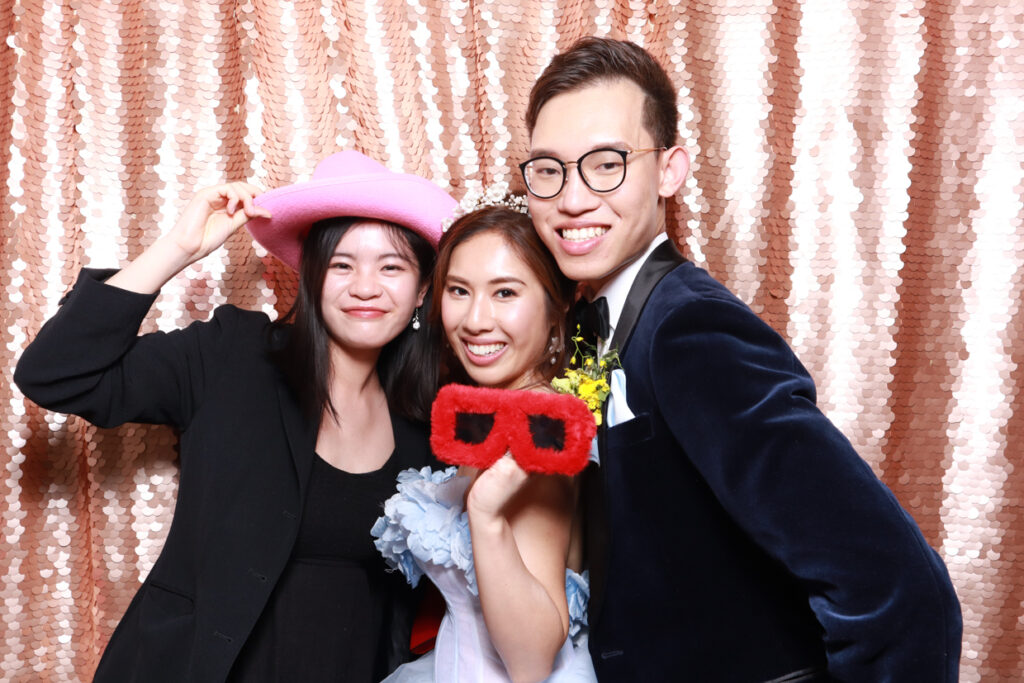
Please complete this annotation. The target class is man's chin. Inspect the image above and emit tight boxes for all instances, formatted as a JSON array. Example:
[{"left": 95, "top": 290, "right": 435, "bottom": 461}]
[{"left": 554, "top": 257, "right": 614, "bottom": 289}]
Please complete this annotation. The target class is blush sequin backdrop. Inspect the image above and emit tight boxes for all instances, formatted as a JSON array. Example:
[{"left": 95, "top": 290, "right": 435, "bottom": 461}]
[{"left": 1, "top": 0, "right": 1021, "bottom": 680}]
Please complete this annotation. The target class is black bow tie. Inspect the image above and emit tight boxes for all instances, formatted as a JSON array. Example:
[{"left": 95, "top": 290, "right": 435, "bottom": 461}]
[{"left": 574, "top": 296, "right": 610, "bottom": 350}]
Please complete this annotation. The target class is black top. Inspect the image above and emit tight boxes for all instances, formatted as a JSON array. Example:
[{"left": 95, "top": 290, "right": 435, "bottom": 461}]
[
  {"left": 13, "top": 270, "right": 440, "bottom": 682},
  {"left": 229, "top": 419, "right": 421, "bottom": 682}
]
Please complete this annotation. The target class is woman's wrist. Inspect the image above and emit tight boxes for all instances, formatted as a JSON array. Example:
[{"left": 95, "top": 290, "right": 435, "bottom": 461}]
[
  {"left": 106, "top": 235, "right": 195, "bottom": 294},
  {"left": 466, "top": 498, "right": 509, "bottom": 534}
]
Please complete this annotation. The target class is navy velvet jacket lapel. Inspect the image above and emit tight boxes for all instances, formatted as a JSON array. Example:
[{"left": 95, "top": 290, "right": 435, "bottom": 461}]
[
  {"left": 609, "top": 239, "right": 686, "bottom": 354},
  {"left": 580, "top": 248, "right": 960, "bottom": 681},
  {"left": 584, "top": 238, "right": 685, "bottom": 627}
]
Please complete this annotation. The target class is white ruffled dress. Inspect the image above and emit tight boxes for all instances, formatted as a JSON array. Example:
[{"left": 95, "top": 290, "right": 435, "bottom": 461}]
[{"left": 372, "top": 467, "right": 597, "bottom": 682}]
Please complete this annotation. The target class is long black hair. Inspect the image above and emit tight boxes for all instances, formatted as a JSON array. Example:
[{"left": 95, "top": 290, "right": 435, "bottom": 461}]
[{"left": 271, "top": 217, "right": 439, "bottom": 424}]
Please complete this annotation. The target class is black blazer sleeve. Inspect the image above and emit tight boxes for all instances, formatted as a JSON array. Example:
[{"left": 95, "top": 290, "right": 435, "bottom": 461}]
[
  {"left": 14, "top": 268, "right": 245, "bottom": 431},
  {"left": 641, "top": 278, "right": 961, "bottom": 681}
]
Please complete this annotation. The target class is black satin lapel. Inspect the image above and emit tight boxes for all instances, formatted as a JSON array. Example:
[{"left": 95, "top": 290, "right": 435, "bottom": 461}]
[
  {"left": 584, "top": 411, "right": 610, "bottom": 630},
  {"left": 276, "top": 382, "right": 316, "bottom": 501},
  {"left": 609, "top": 239, "right": 686, "bottom": 353},
  {"left": 588, "top": 239, "right": 683, "bottom": 631}
]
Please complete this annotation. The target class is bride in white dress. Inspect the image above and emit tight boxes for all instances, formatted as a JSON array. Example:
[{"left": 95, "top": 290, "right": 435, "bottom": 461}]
[{"left": 373, "top": 204, "right": 597, "bottom": 682}]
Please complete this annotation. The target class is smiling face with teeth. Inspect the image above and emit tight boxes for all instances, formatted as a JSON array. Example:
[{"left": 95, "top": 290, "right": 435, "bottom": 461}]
[
  {"left": 319, "top": 221, "right": 428, "bottom": 359},
  {"left": 440, "top": 230, "right": 555, "bottom": 390},
  {"left": 526, "top": 79, "right": 688, "bottom": 292}
]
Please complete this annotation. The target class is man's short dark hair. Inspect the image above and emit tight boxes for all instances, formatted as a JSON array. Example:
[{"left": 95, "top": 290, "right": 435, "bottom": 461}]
[{"left": 526, "top": 37, "right": 679, "bottom": 149}]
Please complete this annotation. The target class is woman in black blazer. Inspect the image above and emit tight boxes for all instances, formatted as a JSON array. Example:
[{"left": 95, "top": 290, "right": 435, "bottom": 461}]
[{"left": 14, "top": 151, "right": 456, "bottom": 682}]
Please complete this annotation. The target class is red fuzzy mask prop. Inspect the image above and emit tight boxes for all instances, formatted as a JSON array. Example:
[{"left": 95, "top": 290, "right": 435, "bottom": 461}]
[{"left": 429, "top": 384, "right": 597, "bottom": 476}]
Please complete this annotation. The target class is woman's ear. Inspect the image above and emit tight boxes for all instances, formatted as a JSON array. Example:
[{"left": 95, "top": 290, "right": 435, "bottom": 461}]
[{"left": 416, "top": 282, "right": 429, "bottom": 309}]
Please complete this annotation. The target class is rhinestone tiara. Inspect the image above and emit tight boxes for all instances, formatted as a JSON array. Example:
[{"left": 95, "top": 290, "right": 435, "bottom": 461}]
[{"left": 441, "top": 182, "right": 529, "bottom": 232}]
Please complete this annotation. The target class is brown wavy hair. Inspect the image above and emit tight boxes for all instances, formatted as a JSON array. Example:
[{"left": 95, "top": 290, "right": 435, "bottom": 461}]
[{"left": 526, "top": 36, "right": 679, "bottom": 149}]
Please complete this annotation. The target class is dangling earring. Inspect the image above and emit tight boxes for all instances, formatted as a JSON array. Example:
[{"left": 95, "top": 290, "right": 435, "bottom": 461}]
[
  {"left": 411, "top": 307, "right": 421, "bottom": 331},
  {"left": 547, "top": 335, "right": 559, "bottom": 364}
]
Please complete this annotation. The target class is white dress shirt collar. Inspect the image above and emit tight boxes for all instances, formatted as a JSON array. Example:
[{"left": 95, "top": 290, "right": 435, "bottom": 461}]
[{"left": 592, "top": 232, "right": 669, "bottom": 351}]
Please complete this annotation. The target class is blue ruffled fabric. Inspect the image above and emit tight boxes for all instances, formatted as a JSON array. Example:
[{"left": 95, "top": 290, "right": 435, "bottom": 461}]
[
  {"left": 565, "top": 569, "right": 589, "bottom": 644},
  {"left": 372, "top": 467, "right": 476, "bottom": 592},
  {"left": 372, "top": 466, "right": 591, "bottom": 638}
]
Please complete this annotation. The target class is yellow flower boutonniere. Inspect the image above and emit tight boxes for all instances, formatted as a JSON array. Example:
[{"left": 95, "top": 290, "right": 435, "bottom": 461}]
[{"left": 551, "top": 325, "right": 621, "bottom": 426}]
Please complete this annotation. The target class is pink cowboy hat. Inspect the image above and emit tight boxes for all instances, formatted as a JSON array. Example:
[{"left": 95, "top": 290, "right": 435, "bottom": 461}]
[{"left": 248, "top": 151, "right": 456, "bottom": 270}]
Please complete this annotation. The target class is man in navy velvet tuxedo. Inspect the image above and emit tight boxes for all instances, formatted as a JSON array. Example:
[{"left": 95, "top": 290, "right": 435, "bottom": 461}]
[{"left": 520, "top": 37, "right": 962, "bottom": 681}]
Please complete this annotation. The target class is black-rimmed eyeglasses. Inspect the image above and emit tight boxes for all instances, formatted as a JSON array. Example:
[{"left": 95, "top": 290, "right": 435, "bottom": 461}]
[{"left": 518, "top": 147, "right": 665, "bottom": 199}]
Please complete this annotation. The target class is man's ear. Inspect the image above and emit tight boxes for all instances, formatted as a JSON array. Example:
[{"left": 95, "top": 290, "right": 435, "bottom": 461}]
[{"left": 657, "top": 145, "right": 689, "bottom": 198}]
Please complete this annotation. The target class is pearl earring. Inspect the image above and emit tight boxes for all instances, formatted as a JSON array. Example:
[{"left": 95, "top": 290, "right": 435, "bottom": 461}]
[{"left": 411, "top": 308, "right": 421, "bottom": 330}]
